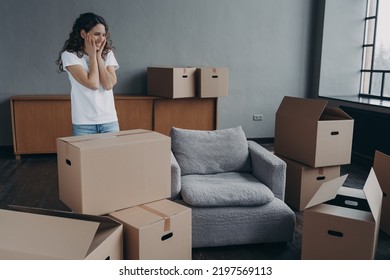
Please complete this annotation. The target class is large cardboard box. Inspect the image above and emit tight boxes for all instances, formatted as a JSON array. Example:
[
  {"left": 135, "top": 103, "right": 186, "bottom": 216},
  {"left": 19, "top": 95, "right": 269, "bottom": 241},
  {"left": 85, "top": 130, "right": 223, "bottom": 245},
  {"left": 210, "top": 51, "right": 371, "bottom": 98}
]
[
  {"left": 0, "top": 206, "right": 123, "bottom": 260},
  {"left": 374, "top": 150, "right": 390, "bottom": 235},
  {"left": 197, "top": 67, "right": 228, "bottom": 98},
  {"left": 279, "top": 155, "right": 340, "bottom": 211},
  {"left": 109, "top": 199, "right": 192, "bottom": 260},
  {"left": 57, "top": 129, "right": 171, "bottom": 215},
  {"left": 301, "top": 168, "right": 382, "bottom": 259},
  {"left": 274, "top": 96, "right": 354, "bottom": 167},
  {"left": 147, "top": 67, "right": 197, "bottom": 98}
]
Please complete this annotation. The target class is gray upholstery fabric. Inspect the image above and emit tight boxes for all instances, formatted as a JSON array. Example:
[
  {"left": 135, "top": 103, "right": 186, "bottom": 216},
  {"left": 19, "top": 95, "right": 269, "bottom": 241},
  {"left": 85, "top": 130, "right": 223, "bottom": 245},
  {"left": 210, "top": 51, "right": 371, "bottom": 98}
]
[
  {"left": 174, "top": 198, "right": 296, "bottom": 248},
  {"left": 171, "top": 126, "right": 252, "bottom": 175},
  {"left": 248, "top": 141, "right": 287, "bottom": 200},
  {"left": 170, "top": 151, "right": 182, "bottom": 200},
  {"left": 181, "top": 172, "right": 274, "bottom": 207}
]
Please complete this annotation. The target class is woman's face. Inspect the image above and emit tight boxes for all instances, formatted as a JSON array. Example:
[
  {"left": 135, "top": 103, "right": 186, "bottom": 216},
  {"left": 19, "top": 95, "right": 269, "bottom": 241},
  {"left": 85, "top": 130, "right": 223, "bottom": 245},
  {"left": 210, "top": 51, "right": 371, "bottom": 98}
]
[{"left": 87, "top": 23, "right": 107, "bottom": 50}]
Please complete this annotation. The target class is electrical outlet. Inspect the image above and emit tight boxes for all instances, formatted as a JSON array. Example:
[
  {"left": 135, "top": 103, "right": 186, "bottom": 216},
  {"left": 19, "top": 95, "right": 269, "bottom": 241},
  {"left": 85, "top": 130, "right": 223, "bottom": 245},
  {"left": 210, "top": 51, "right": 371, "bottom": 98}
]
[{"left": 253, "top": 114, "right": 263, "bottom": 121}]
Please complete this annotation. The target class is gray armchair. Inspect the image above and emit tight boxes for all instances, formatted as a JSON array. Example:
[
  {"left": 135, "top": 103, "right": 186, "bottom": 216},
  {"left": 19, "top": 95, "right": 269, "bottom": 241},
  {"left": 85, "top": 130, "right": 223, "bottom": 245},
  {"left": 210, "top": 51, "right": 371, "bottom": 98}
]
[{"left": 170, "top": 126, "right": 296, "bottom": 248}]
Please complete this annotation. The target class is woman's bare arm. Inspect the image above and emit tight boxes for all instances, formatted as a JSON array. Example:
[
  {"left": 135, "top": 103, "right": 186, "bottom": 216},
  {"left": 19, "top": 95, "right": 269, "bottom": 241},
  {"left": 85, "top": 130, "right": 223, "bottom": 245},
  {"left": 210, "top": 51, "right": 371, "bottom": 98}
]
[{"left": 66, "top": 34, "right": 100, "bottom": 90}]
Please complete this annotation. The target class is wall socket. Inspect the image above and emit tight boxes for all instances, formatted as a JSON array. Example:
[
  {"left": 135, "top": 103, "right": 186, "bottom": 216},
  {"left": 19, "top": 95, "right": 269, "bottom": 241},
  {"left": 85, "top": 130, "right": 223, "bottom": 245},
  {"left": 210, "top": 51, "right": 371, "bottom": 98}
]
[{"left": 253, "top": 114, "right": 263, "bottom": 121}]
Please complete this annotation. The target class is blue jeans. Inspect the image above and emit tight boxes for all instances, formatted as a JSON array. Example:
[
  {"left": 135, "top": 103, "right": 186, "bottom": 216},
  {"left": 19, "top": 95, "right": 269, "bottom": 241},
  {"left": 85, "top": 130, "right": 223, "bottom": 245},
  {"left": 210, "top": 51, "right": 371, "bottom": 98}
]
[{"left": 72, "top": 121, "right": 120, "bottom": 136}]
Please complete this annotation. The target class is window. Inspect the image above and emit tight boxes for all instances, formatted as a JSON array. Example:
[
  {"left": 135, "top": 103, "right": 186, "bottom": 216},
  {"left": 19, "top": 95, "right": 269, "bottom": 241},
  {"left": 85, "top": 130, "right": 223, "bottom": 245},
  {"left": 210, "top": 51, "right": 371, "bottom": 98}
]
[{"left": 360, "top": 0, "right": 390, "bottom": 100}]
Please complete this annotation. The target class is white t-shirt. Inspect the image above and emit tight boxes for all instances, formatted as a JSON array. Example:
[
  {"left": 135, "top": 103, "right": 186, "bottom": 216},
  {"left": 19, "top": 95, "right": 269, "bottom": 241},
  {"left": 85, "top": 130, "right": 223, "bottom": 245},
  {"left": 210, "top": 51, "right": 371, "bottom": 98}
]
[{"left": 61, "top": 50, "right": 119, "bottom": 125}]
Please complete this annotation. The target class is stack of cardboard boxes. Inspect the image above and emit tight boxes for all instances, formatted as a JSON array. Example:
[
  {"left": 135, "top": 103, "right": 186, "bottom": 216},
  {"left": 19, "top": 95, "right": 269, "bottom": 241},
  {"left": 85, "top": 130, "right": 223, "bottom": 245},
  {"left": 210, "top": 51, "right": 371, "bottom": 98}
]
[
  {"left": 274, "top": 96, "right": 383, "bottom": 259},
  {"left": 56, "top": 129, "right": 192, "bottom": 260},
  {"left": 0, "top": 129, "right": 192, "bottom": 260},
  {"left": 274, "top": 96, "right": 354, "bottom": 211},
  {"left": 147, "top": 66, "right": 228, "bottom": 98}
]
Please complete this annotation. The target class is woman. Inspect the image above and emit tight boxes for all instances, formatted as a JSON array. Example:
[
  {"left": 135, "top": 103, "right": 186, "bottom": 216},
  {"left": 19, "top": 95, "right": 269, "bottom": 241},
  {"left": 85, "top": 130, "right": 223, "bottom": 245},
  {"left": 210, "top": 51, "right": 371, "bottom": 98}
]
[{"left": 56, "top": 12, "right": 120, "bottom": 136}]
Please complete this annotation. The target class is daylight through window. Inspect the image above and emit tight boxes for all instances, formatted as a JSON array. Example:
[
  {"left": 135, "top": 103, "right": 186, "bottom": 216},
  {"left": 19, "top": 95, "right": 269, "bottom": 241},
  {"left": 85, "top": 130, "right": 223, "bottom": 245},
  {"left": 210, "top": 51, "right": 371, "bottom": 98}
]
[{"left": 360, "top": 0, "right": 390, "bottom": 100}]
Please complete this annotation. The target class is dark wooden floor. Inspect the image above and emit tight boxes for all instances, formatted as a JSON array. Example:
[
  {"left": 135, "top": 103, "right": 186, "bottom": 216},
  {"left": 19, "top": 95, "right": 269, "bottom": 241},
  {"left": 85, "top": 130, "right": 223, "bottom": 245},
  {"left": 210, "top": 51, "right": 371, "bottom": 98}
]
[{"left": 1, "top": 146, "right": 389, "bottom": 260}]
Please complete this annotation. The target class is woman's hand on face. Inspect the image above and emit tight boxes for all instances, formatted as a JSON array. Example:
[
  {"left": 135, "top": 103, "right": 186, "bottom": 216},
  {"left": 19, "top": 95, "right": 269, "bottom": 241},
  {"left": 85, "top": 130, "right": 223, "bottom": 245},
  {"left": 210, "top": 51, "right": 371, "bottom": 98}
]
[
  {"left": 97, "top": 38, "right": 106, "bottom": 58},
  {"left": 85, "top": 33, "right": 96, "bottom": 56}
]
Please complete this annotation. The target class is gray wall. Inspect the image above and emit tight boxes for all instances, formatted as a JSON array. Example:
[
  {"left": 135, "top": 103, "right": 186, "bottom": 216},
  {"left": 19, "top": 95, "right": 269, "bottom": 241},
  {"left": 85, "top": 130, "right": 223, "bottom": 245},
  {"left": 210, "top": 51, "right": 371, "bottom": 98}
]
[{"left": 0, "top": 0, "right": 314, "bottom": 146}]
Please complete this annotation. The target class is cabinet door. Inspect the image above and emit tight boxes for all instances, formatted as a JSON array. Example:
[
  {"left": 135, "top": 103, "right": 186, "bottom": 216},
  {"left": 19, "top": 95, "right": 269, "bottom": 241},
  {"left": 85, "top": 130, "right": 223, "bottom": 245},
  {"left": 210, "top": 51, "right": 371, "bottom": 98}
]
[
  {"left": 153, "top": 98, "right": 217, "bottom": 136},
  {"left": 115, "top": 98, "right": 153, "bottom": 131},
  {"left": 12, "top": 100, "right": 72, "bottom": 154}
]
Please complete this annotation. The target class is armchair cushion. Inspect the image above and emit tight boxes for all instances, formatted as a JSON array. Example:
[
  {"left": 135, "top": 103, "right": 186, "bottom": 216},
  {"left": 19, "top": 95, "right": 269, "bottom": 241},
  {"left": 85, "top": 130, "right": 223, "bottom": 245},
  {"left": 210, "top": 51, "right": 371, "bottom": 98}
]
[
  {"left": 171, "top": 126, "right": 252, "bottom": 175},
  {"left": 181, "top": 172, "right": 275, "bottom": 207}
]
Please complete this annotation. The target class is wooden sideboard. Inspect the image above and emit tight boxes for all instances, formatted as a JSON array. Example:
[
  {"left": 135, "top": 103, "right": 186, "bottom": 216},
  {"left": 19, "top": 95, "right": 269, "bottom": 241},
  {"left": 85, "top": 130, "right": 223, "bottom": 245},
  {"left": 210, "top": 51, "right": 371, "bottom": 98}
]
[
  {"left": 154, "top": 98, "right": 217, "bottom": 135},
  {"left": 10, "top": 95, "right": 218, "bottom": 159}
]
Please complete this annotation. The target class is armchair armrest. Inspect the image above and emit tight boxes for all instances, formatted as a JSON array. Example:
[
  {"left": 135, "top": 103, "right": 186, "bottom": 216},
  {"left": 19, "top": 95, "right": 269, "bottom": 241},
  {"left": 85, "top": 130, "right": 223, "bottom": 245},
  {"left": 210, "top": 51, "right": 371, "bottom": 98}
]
[
  {"left": 248, "top": 141, "right": 287, "bottom": 200},
  {"left": 170, "top": 151, "right": 182, "bottom": 200}
]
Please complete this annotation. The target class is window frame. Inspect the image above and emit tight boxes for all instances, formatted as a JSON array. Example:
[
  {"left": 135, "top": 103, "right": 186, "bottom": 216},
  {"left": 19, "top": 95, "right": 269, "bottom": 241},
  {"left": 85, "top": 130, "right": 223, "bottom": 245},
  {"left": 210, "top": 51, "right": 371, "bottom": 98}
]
[{"left": 360, "top": 0, "right": 390, "bottom": 101}]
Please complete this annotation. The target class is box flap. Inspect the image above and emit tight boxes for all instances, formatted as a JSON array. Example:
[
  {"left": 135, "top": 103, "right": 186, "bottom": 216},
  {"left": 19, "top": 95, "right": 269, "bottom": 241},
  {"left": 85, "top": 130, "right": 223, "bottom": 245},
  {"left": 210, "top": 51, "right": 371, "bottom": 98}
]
[
  {"left": 146, "top": 199, "right": 189, "bottom": 216},
  {"left": 363, "top": 168, "right": 383, "bottom": 222},
  {"left": 321, "top": 107, "right": 353, "bottom": 120},
  {"left": 374, "top": 150, "right": 390, "bottom": 193},
  {"left": 305, "top": 174, "right": 348, "bottom": 209},
  {"left": 58, "top": 129, "right": 151, "bottom": 145},
  {"left": 9, "top": 205, "right": 121, "bottom": 228},
  {"left": 276, "top": 96, "right": 327, "bottom": 121},
  {"left": 110, "top": 200, "right": 190, "bottom": 230},
  {"left": 110, "top": 206, "right": 159, "bottom": 229},
  {"left": 71, "top": 131, "right": 168, "bottom": 151},
  {"left": 0, "top": 209, "right": 99, "bottom": 259}
]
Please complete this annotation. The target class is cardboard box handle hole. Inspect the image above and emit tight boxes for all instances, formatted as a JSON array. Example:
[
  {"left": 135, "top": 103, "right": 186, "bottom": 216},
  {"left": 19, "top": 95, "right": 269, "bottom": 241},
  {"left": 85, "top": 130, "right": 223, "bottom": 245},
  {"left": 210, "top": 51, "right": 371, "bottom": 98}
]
[
  {"left": 331, "top": 131, "right": 339, "bottom": 136},
  {"left": 66, "top": 159, "right": 72, "bottom": 166},
  {"left": 344, "top": 199, "right": 358, "bottom": 207},
  {"left": 212, "top": 75, "right": 219, "bottom": 78},
  {"left": 328, "top": 230, "right": 343, "bottom": 237},
  {"left": 182, "top": 75, "right": 188, "bottom": 78},
  {"left": 161, "top": 232, "right": 173, "bottom": 241},
  {"left": 316, "top": 176, "right": 326, "bottom": 181}
]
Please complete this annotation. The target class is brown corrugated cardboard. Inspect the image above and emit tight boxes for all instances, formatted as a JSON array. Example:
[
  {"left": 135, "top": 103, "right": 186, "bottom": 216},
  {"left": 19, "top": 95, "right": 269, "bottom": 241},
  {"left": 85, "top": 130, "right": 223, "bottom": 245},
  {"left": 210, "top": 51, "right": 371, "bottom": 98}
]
[
  {"left": 374, "top": 150, "right": 390, "bottom": 235},
  {"left": 109, "top": 199, "right": 192, "bottom": 260},
  {"left": 147, "top": 67, "right": 197, "bottom": 98},
  {"left": 274, "top": 96, "right": 354, "bottom": 167},
  {"left": 301, "top": 168, "right": 383, "bottom": 259},
  {"left": 279, "top": 155, "right": 340, "bottom": 211},
  {"left": 57, "top": 129, "right": 171, "bottom": 215},
  {"left": 197, "top": 67, "right": 228, "bottom": 98},
  {"left": 0, "top": 206, "right": 123, "bottom": 260}
]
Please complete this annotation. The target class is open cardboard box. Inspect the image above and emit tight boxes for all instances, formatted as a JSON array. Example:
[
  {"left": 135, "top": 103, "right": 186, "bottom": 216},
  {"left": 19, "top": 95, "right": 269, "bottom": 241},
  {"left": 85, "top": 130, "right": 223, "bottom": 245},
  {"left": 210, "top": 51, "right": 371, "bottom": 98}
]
[
  {"left": 374, "top": 150, "right": 390, "bottom": 235},
  {"left": 274, "top": 96, "right": 354, "bottom": 167},
  {"left": 279, "top": 155, "right": 340, "bottom": 211},
  {"left": 57, "top": 129, "right": 171, "bottom": 215},
  {"left": 301, "top": 168, "right": 382, "bottom": 259},
  {"left": 109, "top": 199, "right": 192, "bottom": 260},
  {"left": 0, "top": 206, "right": 123, "bottom": 260}
]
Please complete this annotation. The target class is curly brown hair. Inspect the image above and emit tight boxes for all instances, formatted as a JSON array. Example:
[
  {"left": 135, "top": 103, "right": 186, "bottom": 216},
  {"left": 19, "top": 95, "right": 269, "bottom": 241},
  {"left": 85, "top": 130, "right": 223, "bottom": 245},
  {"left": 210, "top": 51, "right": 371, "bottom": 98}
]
[{"left": 55, "top": 12, "right": 114, "bottom": 72}]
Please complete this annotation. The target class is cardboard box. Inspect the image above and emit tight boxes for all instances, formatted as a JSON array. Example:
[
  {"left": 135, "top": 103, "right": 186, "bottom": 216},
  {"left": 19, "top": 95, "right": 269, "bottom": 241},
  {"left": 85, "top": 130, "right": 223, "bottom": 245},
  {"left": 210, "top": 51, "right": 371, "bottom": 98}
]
[
  {"left": 301, "top": 168, "right": 382, "bottom": 259},
  {"left": 197, "top": 67, "right": 228, "bottom": 98},
  {"left": 57, "top": 129, "right": 171, "bottom": 215},
  {"left": 147, "top": 67, "right": 197, "bottom": 98},
  {"left": 274, "top": 96, "right": 354, "bottom": 167},
  {"left": 374, "top": 150, "right": 390, "bottom": 235},
  {"left": 109, "top": 199, "right": 192, "bottom": 260},
  {"left": 0, "top": 206, "right": 123, "bottom": 260},
  {"left": 279, "top": 155, "right": 340, "bottom": 211}
]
